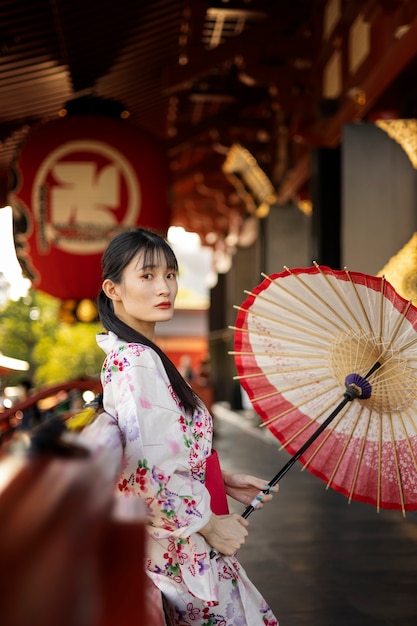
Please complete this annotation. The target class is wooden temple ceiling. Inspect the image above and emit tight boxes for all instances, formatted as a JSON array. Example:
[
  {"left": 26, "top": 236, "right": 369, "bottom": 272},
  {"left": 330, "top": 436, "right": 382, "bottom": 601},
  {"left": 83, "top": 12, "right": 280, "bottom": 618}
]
[{"left": 1, "top": 0, "right": 417, "bottom": 248}]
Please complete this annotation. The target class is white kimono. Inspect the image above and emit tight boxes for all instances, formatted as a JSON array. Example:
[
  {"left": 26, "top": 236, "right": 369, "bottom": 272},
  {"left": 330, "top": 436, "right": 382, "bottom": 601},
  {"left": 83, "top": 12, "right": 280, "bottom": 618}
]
[{"left": 90, "top": 332, "right": 278, "bottom": 626}]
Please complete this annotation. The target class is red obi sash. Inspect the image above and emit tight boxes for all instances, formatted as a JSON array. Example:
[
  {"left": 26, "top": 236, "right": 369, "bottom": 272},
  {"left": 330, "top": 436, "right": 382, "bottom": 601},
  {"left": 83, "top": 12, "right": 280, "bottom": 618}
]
[{"left": 205, "top": 449, "right": 229, "bottom": 515}]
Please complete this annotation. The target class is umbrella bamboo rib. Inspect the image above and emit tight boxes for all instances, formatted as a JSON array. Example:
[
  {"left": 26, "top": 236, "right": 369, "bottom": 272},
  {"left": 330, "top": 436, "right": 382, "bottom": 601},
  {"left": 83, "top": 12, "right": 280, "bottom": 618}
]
[
  {"left": 250, "top": 371, "right": 331, "bottom": 402},
  {"left": 240, "top": 289, "right": 334, "bottom": 337},
  {"left": 396, "top": 335, "right": 417, "bottom": 354},
  {"left": 378, "top": 414, "right": 382, "bottom": 512},
  {"left": 233, "top": 363, "right": 328, "bottom": 381},
  {"left": 388, "top": 416, "right": 406, "bottom": 515},
  {"left": 326, "top": 407, "right": 366, "bottom": 489},
  {"left": 376, "top": 368, "right": 416, "bottom": 389},
  {"left": 369, "top": 360, "right": 417, "bottom": 408},
  {"left": 301, "top": 409, "right": 347, "bottom": 469},
  {"left": 315, "top": 263, "right": 367, "bottom": 331},
  {"left": 261, "top": 273, "right": 346, "bottom": 334},
  {"left": 260, "top": 381, "right": 340, "bottom": 427},
  {"left": 378, "top": 278, "right": 386, "bottom": 342},
  {"left": 371, "top": 365, "right": 408, "bottom": 389},
  {"left": 228, "top": 341, "right": 324, "bottom": 357},
  {"left": 229, "top": 319, "right": 329, "bottom": 347},
  {"left": 262, "top": 402, "right": 304, "bottom": 426},
  {"left": 230, "top": 350, "right": 328, "bottom": 360},
  {"left": 399, "top": 411, "right": 417, "bottom": 477},
  {"left": 404, "top": 408, "right": 417, "bottom": 437},
  {"left": 281, "top": 267, "right": 358, "bottom": 331},
  {"left": 372, "top": 351, "right": 417, "bottom": 377},
  {"left": 377, "top": 300, "right": 412, "bottom": 363},
  {"left": 277, "top": 393, "right": 349, "bottom": 449},
  {"left": 344, "top": 268, "right": 376, "bottom": 336},
  {"left": 348, "top": 413, "right": 372, "bottom": 505},
  {"left": 350, "top": 331, "right": 364, "bottom": 370}
]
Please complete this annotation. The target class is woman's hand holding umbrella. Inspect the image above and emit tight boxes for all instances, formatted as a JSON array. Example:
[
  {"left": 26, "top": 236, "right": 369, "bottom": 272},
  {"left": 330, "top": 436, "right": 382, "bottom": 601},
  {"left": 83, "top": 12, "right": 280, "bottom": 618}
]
[
  {"left": 204, "top": 473, "right": 278, "bottom": 558},
  {"left": 199, "top": 512, "right": 249, "bottom": 556},
  {"left": 222, "top": 471, "right": 278, "bottom": 510}
]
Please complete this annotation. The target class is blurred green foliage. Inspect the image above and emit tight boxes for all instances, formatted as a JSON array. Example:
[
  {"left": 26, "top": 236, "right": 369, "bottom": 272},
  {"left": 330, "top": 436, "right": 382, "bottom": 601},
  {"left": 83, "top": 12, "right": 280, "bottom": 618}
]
[{"left": 0, "top": 289, "right": 104, "bottom": 388}]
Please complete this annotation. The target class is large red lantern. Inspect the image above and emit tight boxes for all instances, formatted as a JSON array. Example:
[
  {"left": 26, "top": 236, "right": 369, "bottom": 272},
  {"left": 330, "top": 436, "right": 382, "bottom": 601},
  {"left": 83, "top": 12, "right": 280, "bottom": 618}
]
[{"left": 11, "top": 115, "right": 170, "bottom": 302}]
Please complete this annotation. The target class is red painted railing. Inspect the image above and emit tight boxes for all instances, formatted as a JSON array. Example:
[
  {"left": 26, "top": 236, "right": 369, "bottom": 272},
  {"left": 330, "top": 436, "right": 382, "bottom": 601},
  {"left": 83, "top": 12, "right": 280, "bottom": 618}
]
[
  {"left": 0, "top": 378, "right": 102, "bottom": 442},
  {"left": 0, "top": 377, "right": 165, "bottom": 625}
]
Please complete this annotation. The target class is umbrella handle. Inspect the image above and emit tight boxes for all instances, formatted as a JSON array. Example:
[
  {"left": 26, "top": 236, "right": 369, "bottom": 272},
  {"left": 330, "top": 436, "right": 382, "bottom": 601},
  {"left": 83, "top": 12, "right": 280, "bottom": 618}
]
[{"left": 243, "top": 487, "right": 274, "bottom": 518}]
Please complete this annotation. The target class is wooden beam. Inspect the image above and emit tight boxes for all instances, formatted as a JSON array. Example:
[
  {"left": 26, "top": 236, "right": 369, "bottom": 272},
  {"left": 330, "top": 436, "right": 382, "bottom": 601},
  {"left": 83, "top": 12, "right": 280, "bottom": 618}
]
[
  {"left": 164, "top": 88, "right": 269, "bottom": 153},
  {"left": 311, "top": 12, "right": 417, "bottom": 147},
  {"left": 279, "top": 10, "right": 417, "bottom": 202},
  {"left": 162, "top": 19, "right": 314, "bottom": 95}
]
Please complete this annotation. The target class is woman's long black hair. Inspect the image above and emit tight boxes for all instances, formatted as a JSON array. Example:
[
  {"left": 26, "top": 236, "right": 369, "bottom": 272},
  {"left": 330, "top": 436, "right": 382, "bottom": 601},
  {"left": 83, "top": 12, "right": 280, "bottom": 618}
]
[{"left": 97, "top": 228, "right": 200, "bottom": 414}]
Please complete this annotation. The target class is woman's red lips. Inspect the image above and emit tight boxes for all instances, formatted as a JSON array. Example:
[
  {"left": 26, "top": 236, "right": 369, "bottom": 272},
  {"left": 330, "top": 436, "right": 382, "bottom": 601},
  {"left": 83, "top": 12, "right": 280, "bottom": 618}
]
[{"left": 156, "top": 302, "right": 171, "bottom": 309}]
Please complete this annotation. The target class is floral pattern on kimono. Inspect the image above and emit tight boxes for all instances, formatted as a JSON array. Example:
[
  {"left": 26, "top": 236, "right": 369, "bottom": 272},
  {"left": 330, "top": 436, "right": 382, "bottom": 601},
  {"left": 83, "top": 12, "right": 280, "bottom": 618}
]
[{"left": 97, "top": 332, "right": 278, "bottom": 626}]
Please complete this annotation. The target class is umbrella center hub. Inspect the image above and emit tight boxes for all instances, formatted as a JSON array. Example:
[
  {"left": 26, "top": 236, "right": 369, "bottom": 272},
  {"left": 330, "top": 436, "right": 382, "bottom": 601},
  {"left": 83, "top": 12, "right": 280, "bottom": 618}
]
[{"left": 330, "top": 330, "right": 413, "bottom": 412}]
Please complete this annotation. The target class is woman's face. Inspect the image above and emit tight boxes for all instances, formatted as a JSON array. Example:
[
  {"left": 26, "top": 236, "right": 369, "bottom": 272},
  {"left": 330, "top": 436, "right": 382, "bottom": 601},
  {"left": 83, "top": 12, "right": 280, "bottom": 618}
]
[{"left": 103, "top": 249, "right": 178, "bottom": 338}]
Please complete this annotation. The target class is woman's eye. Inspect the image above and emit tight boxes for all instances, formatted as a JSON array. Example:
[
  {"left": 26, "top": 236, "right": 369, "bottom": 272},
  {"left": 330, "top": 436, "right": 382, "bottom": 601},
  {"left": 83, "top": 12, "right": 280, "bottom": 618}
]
[{"left": 167, "top": 272, "right": 177, "bottom": 279}]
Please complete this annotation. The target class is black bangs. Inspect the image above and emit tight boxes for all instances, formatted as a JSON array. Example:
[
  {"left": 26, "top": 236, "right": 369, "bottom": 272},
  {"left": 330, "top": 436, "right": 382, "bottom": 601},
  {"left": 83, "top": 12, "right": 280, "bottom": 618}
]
[
  {"left": 141, "top": 240, "right": 178, "bottom": 271},
  {"left": 101, "top": 228, "right": 179, "bottom": 283}
]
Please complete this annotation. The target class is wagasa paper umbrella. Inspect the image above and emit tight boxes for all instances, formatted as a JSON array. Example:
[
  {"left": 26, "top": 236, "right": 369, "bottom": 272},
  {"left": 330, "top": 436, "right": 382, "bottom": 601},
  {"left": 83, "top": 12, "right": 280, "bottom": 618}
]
[{"left": 231, "top": 263, "right": 417, "bottom": 518}]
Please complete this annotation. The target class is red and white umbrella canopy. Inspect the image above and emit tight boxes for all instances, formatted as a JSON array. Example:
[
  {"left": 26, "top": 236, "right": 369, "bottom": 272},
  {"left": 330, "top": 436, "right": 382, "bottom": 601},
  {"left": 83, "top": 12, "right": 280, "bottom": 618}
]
[{"left": 232, "top": 264, "right": 417, "bottom": 514}]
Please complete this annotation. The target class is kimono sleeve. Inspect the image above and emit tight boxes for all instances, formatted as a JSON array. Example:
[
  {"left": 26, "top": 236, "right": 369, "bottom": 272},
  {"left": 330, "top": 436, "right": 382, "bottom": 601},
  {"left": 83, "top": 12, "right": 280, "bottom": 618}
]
[
  {"left": 102, "top": 344, "right": 213, "bottom": 540},
  {"left": 78, "top": 411, "right": 124, "bottom": 485}
]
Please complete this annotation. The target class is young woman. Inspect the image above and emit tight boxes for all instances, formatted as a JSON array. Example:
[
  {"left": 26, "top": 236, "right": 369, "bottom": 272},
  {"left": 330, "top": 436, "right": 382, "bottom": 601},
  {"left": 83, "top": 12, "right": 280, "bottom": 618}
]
[{"left": 95, "top": 227, "right": 279, "bottom": 625}]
